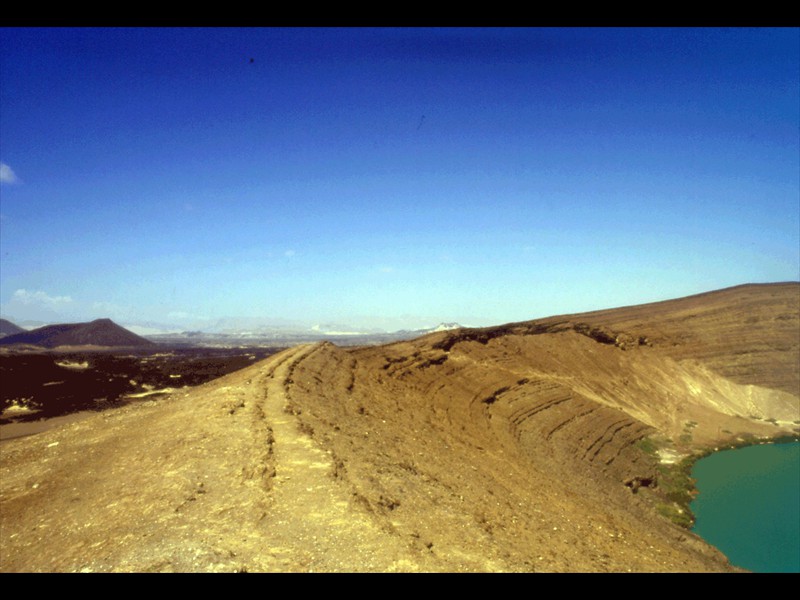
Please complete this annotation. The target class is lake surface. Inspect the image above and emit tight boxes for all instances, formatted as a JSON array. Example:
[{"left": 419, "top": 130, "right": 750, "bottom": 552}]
[{"left": 690, "top": 441, "right": 800, "bottom": 573}]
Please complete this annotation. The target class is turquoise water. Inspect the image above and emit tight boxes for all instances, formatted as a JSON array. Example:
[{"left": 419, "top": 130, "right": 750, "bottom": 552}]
[{"left": 690, "top": 441, "right": 800, "bottom": 573}]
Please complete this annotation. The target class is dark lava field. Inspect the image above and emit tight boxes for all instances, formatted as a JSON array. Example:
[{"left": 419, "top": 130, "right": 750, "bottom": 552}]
[{"left": 1, "top": 346, "right": 284, "bottom": 423}]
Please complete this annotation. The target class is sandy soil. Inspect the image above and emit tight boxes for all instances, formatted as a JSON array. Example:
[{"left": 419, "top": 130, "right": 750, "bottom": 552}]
[
  {"left": 1, "top": 283, "right": 797, "bottom": 572},
  {"left": 0, "top": 341, "right": 755, "bottom": 572},
  {"left": 0, "top": 411, "right": 97, "bottom": 441}
]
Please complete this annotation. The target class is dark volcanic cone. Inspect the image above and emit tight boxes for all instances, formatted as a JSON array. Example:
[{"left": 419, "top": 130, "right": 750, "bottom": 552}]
[
  {"left": 0, "top": 318, "right": 26, "bottom": 337},
  {"left": 0, "top": 318, "right": 155, "bottom": 348}
]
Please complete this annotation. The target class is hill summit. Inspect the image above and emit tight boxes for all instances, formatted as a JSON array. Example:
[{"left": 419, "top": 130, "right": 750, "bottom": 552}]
[
  {"left": 0, "top": 318, "right": 155, "bottom": 348},
  {"left": 0, "top": 318, "right": 25, "bottom": 338}
]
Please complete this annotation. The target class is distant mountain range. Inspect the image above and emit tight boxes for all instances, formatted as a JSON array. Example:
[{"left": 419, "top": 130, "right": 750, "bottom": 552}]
[
  {"left": 0, "top": 318, "right": 155, "bottom": 348},
  {"left": 0, "top": 316, "right": 467, "bottom": 348},
  {"left": 1, "top": 313, "right": 468, "bottom": 338},
  {"left": 413, "top": 322, "right": 462, "bottom": 334},
  {"left": 143, "top": 322, "right": 466, "bottom": 347}
]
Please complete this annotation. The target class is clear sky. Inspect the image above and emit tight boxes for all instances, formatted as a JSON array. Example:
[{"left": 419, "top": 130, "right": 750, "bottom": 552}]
[{"left": 1, "top": 27, "right": 798, "bottom": 331}]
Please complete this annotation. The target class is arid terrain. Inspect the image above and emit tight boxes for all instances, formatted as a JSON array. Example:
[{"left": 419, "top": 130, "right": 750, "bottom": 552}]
[
  {"left": 0, "top": 346, "right": 282, "bottom": 432},
  {"left": 1, "top": 283, "right": 798, "bottom": 572}
]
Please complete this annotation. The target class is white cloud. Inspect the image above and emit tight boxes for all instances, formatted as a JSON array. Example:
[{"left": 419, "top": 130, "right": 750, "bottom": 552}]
[
  {"left": 1, "top": 289, "right": 75, "bottom": 322},
  {"left": 284, "top": 249, "right": 296, "bottom": 257},
  {"left": 0, "top": 163, "right": 19, "bottom": 184},
  {"left": 12, "top": 289, "right": 73, "bottom": 307}
]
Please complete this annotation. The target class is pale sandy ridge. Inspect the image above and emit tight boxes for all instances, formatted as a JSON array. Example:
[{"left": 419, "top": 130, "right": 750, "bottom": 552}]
[
  {"left": 0, "top": 340, "right": 749, "bottom": 572},
  {"left": 256, "top": 343, "right": 439, "bottom": 571},
  {"left": 0, "top": 344, "right": 438, "bottom": 572},
  {"left": 2, "top": 345, "right": 299, "bottom": 572}
]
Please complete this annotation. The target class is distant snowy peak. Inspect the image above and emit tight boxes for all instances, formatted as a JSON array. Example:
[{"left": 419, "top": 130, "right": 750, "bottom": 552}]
[
  {"left": 311, "top": 324, "right": 364, "bottom": 336},
  {"left": 423, "top": 322, "right": 464, "bottom": 333}
]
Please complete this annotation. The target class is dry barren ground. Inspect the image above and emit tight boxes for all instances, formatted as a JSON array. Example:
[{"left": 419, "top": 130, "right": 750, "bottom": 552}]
[{"left": 1, "top": 283, "right": 798, "bottom": 572}]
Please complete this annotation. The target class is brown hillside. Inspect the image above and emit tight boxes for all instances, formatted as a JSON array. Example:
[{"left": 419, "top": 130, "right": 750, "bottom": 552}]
[
  {"left": 531, "top": 282, "right": 800, "bottom": 396},
  {"left": 432, "top": 282, "right": 799, "bottom": 396},
  {"left": 1, "top": 284, "right": 797, "bottom": 572}
]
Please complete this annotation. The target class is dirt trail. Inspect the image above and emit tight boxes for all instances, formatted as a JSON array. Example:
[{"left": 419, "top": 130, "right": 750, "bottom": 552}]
[
  {"left": 255, "top": 343, "right": 432, "bottom": 571},
  {"left": 0, "top": 344, "right": 433, "bottom": 572}
]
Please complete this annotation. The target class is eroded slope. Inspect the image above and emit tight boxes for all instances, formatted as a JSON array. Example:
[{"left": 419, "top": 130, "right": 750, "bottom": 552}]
[
  {"left": 437, "top": 282, "right": 799, "bottom": 396},
  {"left": 1, "top": 284, "right": 797, "bottom": 572}
]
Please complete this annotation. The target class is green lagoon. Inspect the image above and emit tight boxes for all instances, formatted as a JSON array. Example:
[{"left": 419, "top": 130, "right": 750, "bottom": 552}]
[{"left": 690, "top": 441, "right": 800, "bottom": 573}]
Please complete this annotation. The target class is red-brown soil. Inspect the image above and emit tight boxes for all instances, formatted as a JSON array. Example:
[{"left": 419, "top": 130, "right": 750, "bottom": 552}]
[{"left": 1, "top": 283, "right": 797, "bottom": 572}]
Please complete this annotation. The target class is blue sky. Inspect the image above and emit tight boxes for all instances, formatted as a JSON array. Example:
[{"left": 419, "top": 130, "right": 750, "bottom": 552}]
[{"left": 1, "top": 28, "right": 798, "bottom": 331}]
